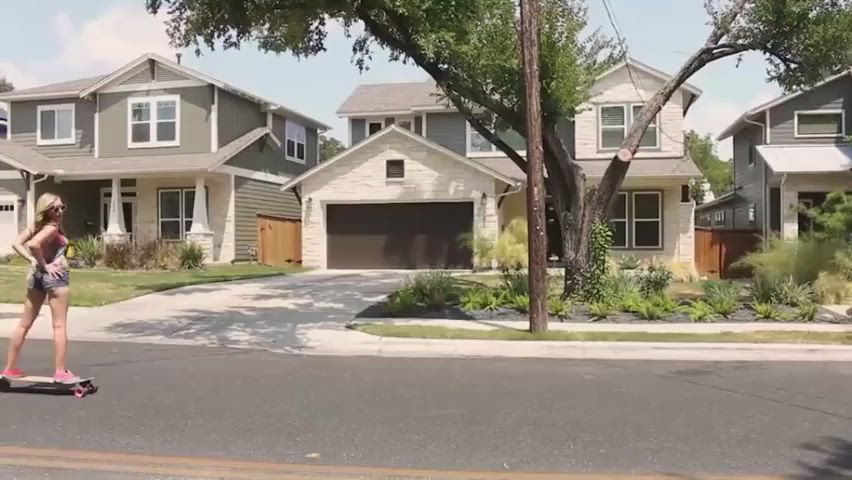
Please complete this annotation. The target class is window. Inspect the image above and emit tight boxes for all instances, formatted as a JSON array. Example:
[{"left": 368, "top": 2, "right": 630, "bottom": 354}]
[
  {"left": 747, "top": 139, "right": 755, "bottom": 166},
  {"left": 37, "top": 104, "right": 75, "bottom": 145},
  {"left": 285, "top": 120, "right": 307, "bottom": 163},
  {"left": 632, "top": 192, "right": 662, "bottom": 248},
  {"left": 631, "top": 105, "right": 659, "bottom": 148},
  {"left": 386, "top": 159, "right": 405, "bottom": 179},
  {"left": 397, "top": 117, "right": 413, "bottom": 131},
  {"left": 128, "top": 95, "right": 179, "bottom": 148},
  {"left": 608, "top": 193, "right": 628, "bottom": 248},
  {"left": 158, "top": 188, "right": 208, "bottom": 240},
  {"left": 714, "top": 210, "right": 726, "bottom": 226},
  {"left": 367, "top": 121, "right": 383, "bottom": 137},
  {"left": 465, "top": 121, "right": 527, "bottom": 157},
  {"left": 599, "top": 105, "right": 626, "bottom": 150},
  {"left": 795, "top": 110, "right": 845, "bottom": 138},
  {"left": 680, "top": 185, "right": 691, "bottom": 203}
]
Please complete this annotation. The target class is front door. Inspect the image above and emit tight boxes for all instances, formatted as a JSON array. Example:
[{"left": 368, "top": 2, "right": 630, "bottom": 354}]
[{"left": 101, "top": 191, "right": 137, "bottom": 240}]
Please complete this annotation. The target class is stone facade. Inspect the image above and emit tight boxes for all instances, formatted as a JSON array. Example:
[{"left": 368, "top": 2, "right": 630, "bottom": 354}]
[{"left": 299, "top": 129, "right": 504, "bottom": 269}]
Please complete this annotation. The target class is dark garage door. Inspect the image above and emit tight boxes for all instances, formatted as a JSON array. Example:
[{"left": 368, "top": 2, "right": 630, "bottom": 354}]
[{"left": 326, "top": 202, "right": 474, "bottom": 269}]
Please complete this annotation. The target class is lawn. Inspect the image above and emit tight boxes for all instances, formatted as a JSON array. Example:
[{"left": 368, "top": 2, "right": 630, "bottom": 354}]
[
  {"left": 357, "top": 324, "right": 852, "bottom": 345},
  {"left": 0, "top": 263, "right": 305, "bottom": 306}
]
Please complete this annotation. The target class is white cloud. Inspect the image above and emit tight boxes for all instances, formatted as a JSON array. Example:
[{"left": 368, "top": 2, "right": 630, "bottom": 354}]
[
  {"left": 684, "top": 91, "right": 779, "bottom": 160},
  {"left": 0, "top": 4, "right": 174, "bottom": 89}
]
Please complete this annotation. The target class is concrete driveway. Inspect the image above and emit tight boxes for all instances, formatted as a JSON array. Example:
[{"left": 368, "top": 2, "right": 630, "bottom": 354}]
[{"left": 0, "top": 270, "right": 406, "bottom": 352}]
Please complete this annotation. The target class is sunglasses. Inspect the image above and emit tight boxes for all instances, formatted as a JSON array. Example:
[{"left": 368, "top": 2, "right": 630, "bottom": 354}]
[{"left": 50, "top": 204, "right": 67, "bottom": 213}]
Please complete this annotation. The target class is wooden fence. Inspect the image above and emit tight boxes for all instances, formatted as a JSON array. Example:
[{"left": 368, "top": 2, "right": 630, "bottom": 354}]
[
  {"left": 257, "top": 214, "right": 302, "bottom": 266},
  {"left": 694, "top": 227, "right": 761, "bottom": 279}
]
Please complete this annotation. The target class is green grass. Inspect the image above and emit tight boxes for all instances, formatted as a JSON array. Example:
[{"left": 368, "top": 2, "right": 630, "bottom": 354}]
[
  {"left": 357, "top": 324, "right": 852, "bottom": 345},
  {"left": 0, "top": 263, "right": 306, "bottom": 306}
]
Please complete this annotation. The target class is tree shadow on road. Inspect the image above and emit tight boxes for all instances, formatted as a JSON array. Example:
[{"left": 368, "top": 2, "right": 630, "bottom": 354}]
[{"left": 791, "top": 437, "right": 852, "bottom": 479}]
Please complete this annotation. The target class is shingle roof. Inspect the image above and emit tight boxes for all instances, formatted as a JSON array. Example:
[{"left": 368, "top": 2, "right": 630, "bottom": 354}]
[
  {"left": 472, "top": 156, "right": 702, "bottom": 181},
  {"left": 336, "top": 80, "right": 440, "bottom": 115},
  {"left": 0, "top": 127, "right": 272, "bottom": 176},
  {"left": 2, "top": 76, "right": 105, "bottom": 97}
]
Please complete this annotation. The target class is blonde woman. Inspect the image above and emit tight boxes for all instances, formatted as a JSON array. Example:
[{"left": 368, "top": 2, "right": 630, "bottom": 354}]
[{"left": 1, "top": 192, "right": 79, "bottom": 383}]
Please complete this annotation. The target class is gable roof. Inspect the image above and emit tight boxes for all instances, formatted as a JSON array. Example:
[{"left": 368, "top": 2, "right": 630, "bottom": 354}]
[
  {"left": 280, "top": 125, "right": 521, "bottom": 191},
  {"left": 0, "top": 127, "right": 276, "bottom": 177},
  {"left": 0, "top": 53, "right": 330, "bottom": 131},
  {"left": 337, "top": 57, "right": 703, "bottom": 117},
  {"left": 717, "top": 69, "right": 852, "bottom": 140}
]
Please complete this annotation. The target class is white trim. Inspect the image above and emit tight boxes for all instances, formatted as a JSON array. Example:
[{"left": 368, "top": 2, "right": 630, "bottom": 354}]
[
  {"left": 793, "top": 109, "right": 846, "bottom": 138},
  {"left": 421, "top": 113, "right": 428, "bottom": 137},
  {"left": 0, "top": 91, "right": 79, "bottom": 102},
  {"left": 765, "top": 109, "right": 771, "bottom": 144},
  {"left": 610, "top": 192, "right": 628, "bottom": 248},
  {"left": 0, "top": 171, "right": 21, "bottom": 180},
  {"left": 215, "top": 165, "right": 292, "bottom": 185},
  {"left": 94, "top": 94, "right": 99, "bottom": 157},
  {"left": 365, "top": 119, "right": 384, "bottom": 139},
  {"left": 631, "top": 191, "right": 662, "bottom": 249},
  {"left": 465, "top": 121, "right": 527, "bottom": 158},
  {"left": 100, "top": 79, "right": 207, "bottom": 94},
  {"left": 6, "top": 102, "right": 10, "bottom": 140},
  {"left": 281, "top": 125, "right": 520, "bottom": 192},
  {"left": 158, "top": 188, "right": 183, "bottom": 240},
  {"left": 0, "top": 193, "right": 19, "bottom": 243},
  {"left": 99, "top": 186, "right": 137, "bottom": 235},
  {"left": 598, "top": 58, "right": 703, "bottom": 97},
  {"left": 127, "top": 94, "right": 181, "bottom": 149},
  {"left": 36, "top": 103, "right": 75, "bottom": 146},
  {"left": 598, "top": 104, "right": 627, "bottom": 151},
  {"left": 340, "top": 109, "right": 415, "bottom": 118},
  {"left": 26, "top": 174, "right": 34, "bottom": 227},
  {"left": 629, "top": 104, "right": 660, "bottom": 149},
  {"left": 285, "top": 119, "right": 307, "bottom": 164},
  {"left": 211, "top": 87, "right": 219, "bottom": 153}
]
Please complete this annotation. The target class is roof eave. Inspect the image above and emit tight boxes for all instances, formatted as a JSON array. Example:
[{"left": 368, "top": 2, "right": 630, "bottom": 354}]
[{"left": 0, "top": 91, "right": 81, "bottom": 102}]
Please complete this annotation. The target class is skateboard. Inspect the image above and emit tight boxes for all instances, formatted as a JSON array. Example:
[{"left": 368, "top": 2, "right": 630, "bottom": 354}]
[{"left": 0, "top": 375, "right": 97, "bottom": 398}]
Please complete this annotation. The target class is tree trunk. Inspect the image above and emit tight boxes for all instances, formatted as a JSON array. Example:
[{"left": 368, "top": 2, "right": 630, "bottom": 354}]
[{"left": 520, "top": 0, "right": 548, "bottom": 332}]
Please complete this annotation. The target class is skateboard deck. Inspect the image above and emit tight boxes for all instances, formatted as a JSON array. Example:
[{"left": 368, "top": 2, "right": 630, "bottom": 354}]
[{"left": 0, "top": 376, "right": 97, "bottom": 398}]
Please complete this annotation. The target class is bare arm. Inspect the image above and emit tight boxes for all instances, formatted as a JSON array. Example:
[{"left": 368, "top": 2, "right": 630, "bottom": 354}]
[
  {"left": 12, "top": 226, "right": 37, "bottom": 266},
  {"left": 25, "top": 224, "right": 59, "bottom": 271}
]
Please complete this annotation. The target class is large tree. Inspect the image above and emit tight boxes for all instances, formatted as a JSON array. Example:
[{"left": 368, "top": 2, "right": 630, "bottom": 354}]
[
  {"left": 686, "top": 130, "right": 732, "bottom": 203},
  {"left": 147, "top": 0, "right": 852, "bottom": 298},
  {"left": 319, "top": 134, "right": 345, "bottom": 162}
]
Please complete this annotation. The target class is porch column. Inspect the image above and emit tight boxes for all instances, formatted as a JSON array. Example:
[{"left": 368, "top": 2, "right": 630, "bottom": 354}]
[
  {"left": 186, "top": 175, "right": 214, "bottom": 263},
  {"left": 780, "top": 184, "right": 799, "bottom": 241},
  {"left": 103, "top": 177, "right": 129, "bottom": 244},
  {"left": 26, "top": 173, "right": 34, "bottom": 228}
]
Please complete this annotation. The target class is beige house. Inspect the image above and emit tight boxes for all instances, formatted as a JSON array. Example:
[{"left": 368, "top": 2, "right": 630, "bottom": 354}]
[{"left": 283, "top": 58, "right": 703, "bottom": 271}]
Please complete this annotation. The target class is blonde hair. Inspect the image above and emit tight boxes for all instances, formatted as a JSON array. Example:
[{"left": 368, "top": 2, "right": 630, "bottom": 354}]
[{"left": 34, "top": 192, "right": 62, "bottom": 230}]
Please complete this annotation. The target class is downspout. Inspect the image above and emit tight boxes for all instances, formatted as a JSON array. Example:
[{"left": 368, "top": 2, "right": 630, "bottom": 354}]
[
  {"left": 496, "top": 182, "right": 523, "bottom": 208},
  {"left": 743, "top": 115, "right": 767, "bottom": 245}
]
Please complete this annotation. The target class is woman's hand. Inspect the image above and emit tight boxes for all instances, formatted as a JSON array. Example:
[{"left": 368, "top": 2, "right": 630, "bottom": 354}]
[{"left": 44, "top": 262, "right": 66, "bottom": 279}]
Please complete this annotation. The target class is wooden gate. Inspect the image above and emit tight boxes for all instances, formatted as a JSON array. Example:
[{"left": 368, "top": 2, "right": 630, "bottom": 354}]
[
  {"left": 695, "top": 227, "right": 761, "bottom": 279},
  {"left": 257, "top": 214, "right": 302, "bottom": 266}
]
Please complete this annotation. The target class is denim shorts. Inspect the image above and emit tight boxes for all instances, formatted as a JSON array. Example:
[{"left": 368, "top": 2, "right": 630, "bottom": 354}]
[{"left": 26, "top": 269, "right": 70, "bottom": 291}]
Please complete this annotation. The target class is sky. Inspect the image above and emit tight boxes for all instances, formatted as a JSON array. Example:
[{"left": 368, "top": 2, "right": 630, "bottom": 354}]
[{"left": 0, "top": 0, "right": 784, "bottom": 159}]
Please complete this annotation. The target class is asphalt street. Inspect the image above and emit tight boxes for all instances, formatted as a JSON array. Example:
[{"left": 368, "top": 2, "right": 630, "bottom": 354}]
[{"left": 1, "top": 339, "right": 851, "bottom": 479}]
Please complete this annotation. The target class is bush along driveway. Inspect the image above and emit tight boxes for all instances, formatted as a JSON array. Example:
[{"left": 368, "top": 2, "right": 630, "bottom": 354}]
[{"left": 0, "top": 263, "right": 305, "bottom": 307}]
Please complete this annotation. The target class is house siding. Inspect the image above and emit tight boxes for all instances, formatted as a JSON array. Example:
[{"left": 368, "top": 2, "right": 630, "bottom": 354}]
[
  {"left": 769, "top": 76, "right": 852, "bottom": 144},
  {"left": 119, "top": 62, "right": 191, "bottom": 85},
  {"left": 233, "top": 177, "right": 301, "bottom": 261},
  {"left": 350, "top": 118, "right": 366, "bottom": 145},
  {"left": 9, "top": 98, "right": 95, "bottom": 157},
  {"left": 425, "top": 112, "right": 467, "bottom": 155},
  {"left": 218, "top": 89, "right": 266, "bottom": 148},
  {"left": 99, "top": 86, "right": 212, "bottom": 157},
  {"left": 225, "top": 138, "right": 306, "bottom": 178},
  {"left": 730, "top": 125, "right": 764, "bottom": 229}
]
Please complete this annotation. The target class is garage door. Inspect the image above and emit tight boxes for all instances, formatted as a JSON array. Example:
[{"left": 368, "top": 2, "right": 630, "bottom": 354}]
[
  {"left": 0, "top": 200, "right": 17, "bottom": 255},
  {"left": 326, "top": 202, "right": 474, "bottom": 269}
]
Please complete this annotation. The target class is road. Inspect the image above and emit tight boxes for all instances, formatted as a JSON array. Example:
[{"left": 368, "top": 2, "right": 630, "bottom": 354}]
[{"left": 1, "top": 339, "right": 851, "bottom": 479}]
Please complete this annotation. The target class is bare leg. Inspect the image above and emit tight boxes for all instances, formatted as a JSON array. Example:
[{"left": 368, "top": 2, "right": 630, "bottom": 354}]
[
  {"left": 4, "top": 289, "right": 45, "bottom": 371},
  {"left": 47, "top": 287, "right": 71, "bottom": 372}
]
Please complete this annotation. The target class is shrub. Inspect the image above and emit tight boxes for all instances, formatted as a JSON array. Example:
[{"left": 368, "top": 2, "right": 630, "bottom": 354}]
[
  {"left": 577, "top": 222, "right": 612, "bottom": 303},
  {"left": 588, "top": 302, "right": 615, "bottom": 321},
  {"left": 750, "top": 274, "right": 782, "bottom": 303},
  {"left": 103, "top": 242, "right": 135, "bottom": 270},
  {"left": 508, "top": 293, "right": 530, "bottom": 313},
  {"left": 548, "top": 296, "right": 572, "bottom": 319},
  {"left": 633, "top": 300, "right": 665, "bottom": 321},
  {"left": 387, "top": 288, "right": 418, "bottom": 315},
  {"left": 796, "top": 304, "right": 819, "bottom": 322},
  {"left": 686, "top": 300, "right": 715, "bottom": 323},
  {"left": 813, "top": 272, "right": 852, "bottom": 304},
  {"left": 776, "top": 279, "right": 815, "bottom": 307},
  {"left": 460, "top": 288, "right": 489, "bottom": 312},
  {"left": 616, "top": 255, "right": 641, "bottom": 270},
  {"left": 608, "top": 272, "right": 640, "bottom": 301},
  {"left": 500, "top": 268, "right": 529, "bottom": 297},
  {"left": 649, "top": 294, "right": 681, "bottom": 314},
  {"left": 735, "top": 236, "right": 846, "bottom": 285},
  {"left": 481, "top": 290, "right": 505, "bottom": 311},
  {"left": 833, "top": 249, "right": 852, "bottom": 281},
  {"left": 751, "top": 302, "right": 783, "bottom": 321},
  {"left": 179, "top": 242, "right": 205, "bottom": 270},
  {"left": 703, "top": 281, "right": 741, "bottom": 318},
  {"left": 73, "top": 235, "right": 102, "bottom": 268},
  {"left": 616, "top": 291, "right": 644, "bottom": 314},
  {"left": 464, "top": 219, "right": 529, "bottom": 270},
  {"left": 407, "top": 271, "right": 460, "bottom": 309},
  {"left": 638, "top": 262, "right": 673, "bottom": 298},
  {"left": 135, "top": 241, "right": 180, "bottom": 270}
]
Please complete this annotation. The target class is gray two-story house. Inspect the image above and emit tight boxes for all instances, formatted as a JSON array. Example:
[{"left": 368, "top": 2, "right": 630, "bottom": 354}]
[
  {"left": 698, "top": 69, "right": 852, "bottom": 240},
  {"left": 282, "top": 59, "right": 703, "bottom": 270},
  {"left": 0, "top": 53, "right": 327, "bottom": 262}
]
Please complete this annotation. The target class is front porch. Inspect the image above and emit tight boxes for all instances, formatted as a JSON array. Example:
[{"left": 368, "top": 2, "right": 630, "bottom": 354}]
[
  {"left": 36, "top": 173, "right": 235, "bottom": 263},
  {"left": 771, "top": 173, "right": 852, "bottom": 240}
]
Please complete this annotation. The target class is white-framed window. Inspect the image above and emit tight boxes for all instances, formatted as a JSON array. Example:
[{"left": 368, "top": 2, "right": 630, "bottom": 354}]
[
  {"left": 37, "top": 103, "right": 75, "bottom": 146},
  {"left": 794, "top": 109, "right": 845, "bottom": 138},
  {"left": 366, "top": 120, "right": 384, "bottom": 137},
  {"left": 465, "top": 121, "right": 527, "bottom": 157},
  {"left": 128, "top": 95, "right": 180, "bottom": 148},
  {"left": 608, "top": 192, "right": 628, "bottom": 248},
  {"left": 632, "top": 191, "right": 662, "bottom": 249},
  {"left": 714, "top": 210, "right": 726, "bottom": 226},
  {"left": 158, "top": 188, "right": 207, "bottom": 240},
  {"left": 396, "top": 117, "right": 414, "bottom": 132},
  {"left": 631, "top": 104, "right": 659, "bottom": 148},
  {"left": 285, "top": 120, "right": 307, "bottom": 163},
  {"left": 600, "top": 104, "right": 660, "bottom": 150}
]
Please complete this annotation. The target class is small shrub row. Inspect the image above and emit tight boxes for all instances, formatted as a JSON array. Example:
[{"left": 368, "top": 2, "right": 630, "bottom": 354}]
[{"left": 71, "top": 236, "right": 205, "bottom": 271}]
